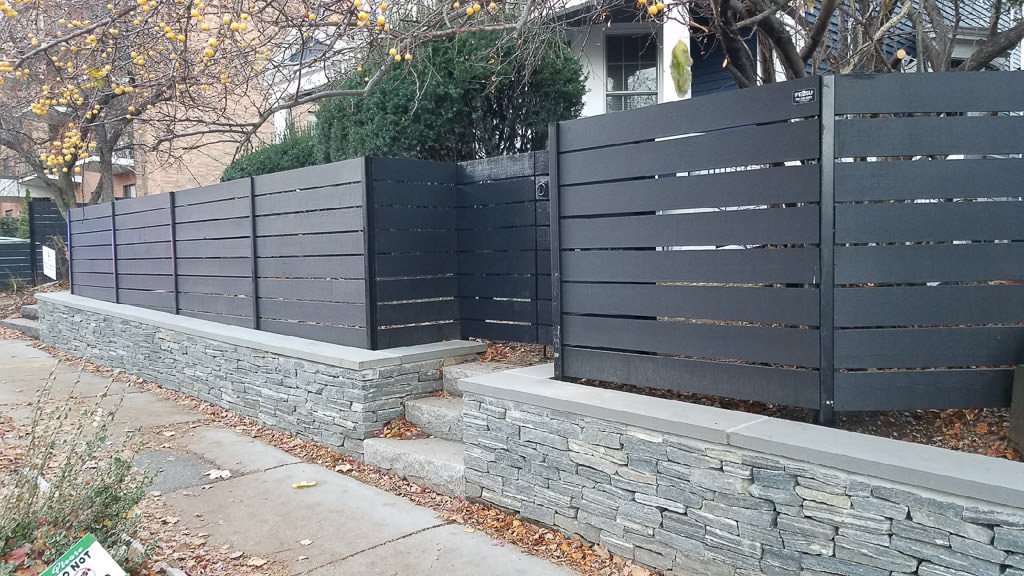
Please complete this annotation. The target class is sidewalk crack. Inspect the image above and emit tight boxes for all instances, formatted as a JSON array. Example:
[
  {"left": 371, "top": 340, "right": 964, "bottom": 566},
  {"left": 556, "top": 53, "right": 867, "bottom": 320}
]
[{"left": 294, "top": 523, "right": 445, "bottom": 575}]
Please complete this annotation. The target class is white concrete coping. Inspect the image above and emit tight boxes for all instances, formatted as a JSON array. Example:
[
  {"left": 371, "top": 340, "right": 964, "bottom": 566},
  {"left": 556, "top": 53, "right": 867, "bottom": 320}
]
[
  {"left": 38, "top": 292, "right": 485, "bottom": 370},
  {"left": 461, "top": 365, "right": 1024, "bottom": 508}
]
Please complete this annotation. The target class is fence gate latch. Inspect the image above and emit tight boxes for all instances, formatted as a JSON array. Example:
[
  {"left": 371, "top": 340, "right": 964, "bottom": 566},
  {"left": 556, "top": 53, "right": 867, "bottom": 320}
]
[{"left": 536, "top": 178, "right": 550, "bottom": 199}]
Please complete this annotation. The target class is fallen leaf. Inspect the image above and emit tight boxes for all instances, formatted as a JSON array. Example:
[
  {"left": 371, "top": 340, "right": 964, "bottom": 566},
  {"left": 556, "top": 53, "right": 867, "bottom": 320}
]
[
  {"left": 334, "top": 463, "right": 353, "bottom": 473},
  {"left": 246, "top": 557, "right": 268, "bottom": 567},
  {"left": 162, "top": 431, "right": 177, "bottom": 437},
  {"left": 292, "top": 481, "right": 317, "bottom": 489},
  {"left": 205, "top": 469, "right": 231, "bottom": 480},
  {"left": 162, "top": 516, "right": 180, "bottom": 525},
  {"left": 299, "top": 539, "right": 313, "bottom": 546},
  {"left": 464, "top": 527, "right": 475, "bottom": 533},
  {"left": 297, "top": 555, "right": 309, "bottom": 561},
  {"left": 228, "top": 551, "right": 243, "bottom": 560}
]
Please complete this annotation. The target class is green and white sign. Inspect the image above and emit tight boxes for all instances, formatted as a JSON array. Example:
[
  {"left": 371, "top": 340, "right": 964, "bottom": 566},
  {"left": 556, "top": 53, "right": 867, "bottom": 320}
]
[{"left": 41, "top": 534, "right": 127, "bottom": 576}]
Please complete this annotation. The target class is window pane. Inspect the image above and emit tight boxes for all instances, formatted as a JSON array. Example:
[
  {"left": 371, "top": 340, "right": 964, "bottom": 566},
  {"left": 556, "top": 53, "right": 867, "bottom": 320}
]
[
  {"left": 606, "top": 95, "right": 625, "bottom": 112},
  {"left": 606, "top": 64, "right": 624, "bottom": 92},
  {"left": 606, "top": 35, "right": 624, "bottom": 63},
  {"left": 638, "top": 38, "right": 658, "bottom": 63},
  {"left": 628, "top": 65, "right": 657, "bottom": 92},
  {"left": 620, "top": 36, "right": 640, "bottom": 63},
  {"left": 623, "top": 94, "right": 657, "bottom": 110}
]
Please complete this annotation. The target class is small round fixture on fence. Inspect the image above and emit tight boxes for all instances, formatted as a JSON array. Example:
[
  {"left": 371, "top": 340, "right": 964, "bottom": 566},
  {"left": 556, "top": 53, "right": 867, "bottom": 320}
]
[{"left": 536, "top": 179, "right": 549, "bottom": 199}]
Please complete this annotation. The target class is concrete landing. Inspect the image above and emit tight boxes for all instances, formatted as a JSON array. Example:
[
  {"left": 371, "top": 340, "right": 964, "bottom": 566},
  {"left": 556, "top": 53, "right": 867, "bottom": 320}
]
[
  {"left": 405, "top": 395, "right": 463, "bottom": 441},
  {"left": 0, "top": 317, "right": 39, "bottom": 339},
  {"left": 442, "top": 361, "right": 513, "bottom": 396},
  {"left": 363, "top": 437, "right": 466, "bottom": 497}
]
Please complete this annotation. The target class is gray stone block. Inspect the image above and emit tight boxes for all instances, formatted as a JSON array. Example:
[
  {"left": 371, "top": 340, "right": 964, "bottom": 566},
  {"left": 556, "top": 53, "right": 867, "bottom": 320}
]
[
  {"left": 747, "top": 484, "right": 803, "bottom": 507},
  {"left": 688, "top": 507, "right": 740, "bottom": 535},
  {"left": 780, "top": 531, "right": 834, "bottom": 556},
  {"left": 667, "top": 446, "right": 722, "bottom": 469},
  {"left": 655, "top": 527, "right": 706, "bottom": 556},
  {"left": 833, "top": 536, "right": 919, "bottom": 573},
  {"left": 962, "top": 505, "right": 1024, "bottom": 528},
  {"left": 850, "top": 497, "right": 909, "bottom": 519},
  {"left": 891, "top": 536, "right": 1001, "bottom": 576},
  {"left": 947, "top": 534, "right": 1007, "bottom": 564},
  {"left": 363, "top": 437, "right": 465, "bottom": 496},
  {"left": 714, "top": 492, "right": 776, "bottom": 511},
  {"left": 702, "top": 501, "right": 776, "bottom": 529},
  {"left": 917, "top": 563, "right": 976, "bottom": 576},
  {"left": 600, "top": 532, "right": 635, "bottom": 559},
  {"left": 635, "top": 546, "right": 675, "bottom": 571},
  {"left": 892, "top": 519, "right": 950, "bottom": 546},
  {"left": 911, "top": 508, "right": 993, "bottom": 544},
  {"left": 738, "top": 525, "right": 783, "bottom": 548},
  {"left": 521, "top": 427, "right": 568, "bottom": 450},
  {"left": 617, "top": 502, "right": 662, "bottom": 531},
  {"left": 800, "top": 555, "right": 889, "bottom": 576},
  {"left": 837, "top": 528, "right": 890, "bottom": 547},
  {"left": 690, "top": 468, "right": 754, "bottom": 495},
  {"left": 777, "top": 515, "right": 837, "bottom": 541},
  {"left": 662, "top": 511, "right": 706, "bottom": 540},
  {"left": 802, "top": 501, "right": 891, "bottom": 534},
  {"left": 872, "top": 486, "right": 965, "bottom": 519},
  {"left": 996, "top": 527, "right": 1024, "bottom": 553},
  {"left": 797, "top": 485, "right": 852, "bottom": 508}
]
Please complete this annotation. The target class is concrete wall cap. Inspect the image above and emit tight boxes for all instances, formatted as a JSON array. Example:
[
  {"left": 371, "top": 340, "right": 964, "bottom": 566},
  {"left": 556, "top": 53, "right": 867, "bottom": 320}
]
[
  {"left": 38, "top": 292, "right": 482, "bottom": 370},
  {"left": 460, "top": 365, "right": 1024, "bottom": 508}
]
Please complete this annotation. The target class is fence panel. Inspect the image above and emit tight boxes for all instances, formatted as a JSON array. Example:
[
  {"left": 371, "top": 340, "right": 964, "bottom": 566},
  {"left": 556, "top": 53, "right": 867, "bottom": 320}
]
[
  {"left": 28, "top": 200, "right": 67, "bottom": 284},
  {"left": 69, "top": 204, "right": 116, "bottom": 301},
  {"left": 554, "top": 77, "right": 824, "bottom": 409},
  {"left": 0, "top": 240, "right": 31, "bottom": 287},
  {"left": 114, "top": 193, "right": 175, "bottom": 312},
  {"left": 253, "top": 160, "right": 369, "bottom": 347},
  {"left": 369, "top": 157, "right": 460, "bottom": 349},
  {"left": 457, "top": 152, "right": 551, "bottom": 344},
  {"left": 831, "top": 73, "right": 1024, "bottom": 411}
]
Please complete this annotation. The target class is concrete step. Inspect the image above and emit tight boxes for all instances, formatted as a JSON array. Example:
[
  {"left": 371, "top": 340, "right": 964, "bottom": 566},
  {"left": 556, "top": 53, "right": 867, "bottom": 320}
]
[
  {"left": 443, "top": 361, "right": 514, "bottom": 396},
  {"left": 19, "top": 305, "right": 38, "bottom": 320},
  {"left": 363, "top": 437, "right": 465, "bottom": 497},
  {"left": 405, "top": 396, "right": 463, "bottom": 442},
  {"left": 0, "top": 318, "right": 39, "bottom": 339}
]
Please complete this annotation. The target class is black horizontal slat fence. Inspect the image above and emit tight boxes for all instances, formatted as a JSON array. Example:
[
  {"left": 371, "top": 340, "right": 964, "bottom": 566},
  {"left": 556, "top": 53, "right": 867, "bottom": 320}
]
[
  {"left": 1, "top": 200, "right": 68, "bottom": 288},
  {"left": 551, "top": 72, "right": 1024, "bottom": 422},
  {"left": 69, "top": 155, "right": 552, "bottom": 350}
]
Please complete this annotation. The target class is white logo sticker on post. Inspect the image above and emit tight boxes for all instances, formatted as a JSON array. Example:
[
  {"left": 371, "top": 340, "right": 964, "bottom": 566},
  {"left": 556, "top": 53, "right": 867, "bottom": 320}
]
[
  {"left": 41, "top": 533, "right": 127, "bottom": 576},
  {"left": 42, "top": 245, "right": 57, "bottom": 280}
]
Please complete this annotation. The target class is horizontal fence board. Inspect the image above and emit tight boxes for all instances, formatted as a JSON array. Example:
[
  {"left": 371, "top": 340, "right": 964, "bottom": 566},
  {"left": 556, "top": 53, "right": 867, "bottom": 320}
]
[
  {"left": 377, "top": 299, "right": 460, "bottom": 325},
  {"left": 72, "top": 217, "right": 116, "bottom": 234},
  {"left": 258, "top": 278, "right": 365, "bottom": 302},
  {"left": 83, "top": 203, "right": 114, "bottom": 219},
  {"left": 72, "top": 230, "right": 115, "bottom": 247},
  {"left": 178, "top": 276, "right": 252, "bottom": 296},
  {"left": 558, "top": 76, "right": 820, "bottom": 152},
  {"left": 457, "top": 228, "right": 537, "bottom": 251},
  {"left": 562, "top": 206, "right": 818, "bottom": 249},
  {"left": 835, "top": 326, "right": 1024, "bottom": 369},
  {"left": 118, "top": 289, "right": 175, "bottom": 310},
  {"left": 117, "top": 242, "right": 172, "bottom": 260},
  {"left": 72, "top": 271, "right": 116, "bottom": 288},
  {"left": 562, "top": 347, "right": 820, "bottom": 408},
  {"left": 114, "top": 208, "right": 171, "bottom": 229},
  {"left": 376, "top": 277, "right": 458, "bottom": 303},
  {"left": 255, "top": 208, "right": 363, "bottom": 236},
  {"left": 458, "top": 152, "right": 541, "bottom": 182},
  {"left": 174, "top": 197, "right": 249, "bottom": 223},
  {"left": 179, "top": 310, "right": 252, "bottom": 327},
  {"left": 176, "top": 238, "right": 250, "bottom": 259},
  {"left": 834, "top": 369, "right": 1013, "bottom": 411},
  {"left": 176, "top": 219, "right": 249, "bottom": 240},
  {"left": 457, "top": 203, "right": 534, "bottom": 229},
  {"left": 836, "top": 201, "right": 1024, "bottom": 243},
  {"left": 256, "top": 232, "right": 364, "bottom": 257},
  {"left": 253, "top": 159, "right": 364, "bottom": 194},
  {"left": 113, "top": 193, "right": 170, "bottom": 214},
  {"left": 374, "top": 206, "right": 455, "bottom": 231},
  {"left": 835, "top": 158, "right": 1024, "bottom": 202},
  {"left": 259, "top": 298, "right": 365, "bottom": 326},
  {"left": 458, "top": 276, "right": 537, "bottom": 299},
  {"left": 563, "top": 315, "right": 820, "bottom": 367},
  {"left": 458, "top": 178, "right": 538, "bottom": 205},
  {"left": 836, "top": 116, "right": 1024, "bottom": 158},
  {"left": 375, "top": 253, "right": 456, "bottom": 278},
  {"left": 562, "top": 248, "right": 820, "bottom": 284},
  {"left": 259, "top": 319, "right": 367, "bottom": 346},
  {"left": 73, "top": 259, "right": 115, "bottom": 273},
  {"left": 372, "top": 181, "right": 456, "bottom": 207},
  {"left": 68, "top": 207, "right": 85, "bottom": 221},
  {"left": 176, "top": 258, "right": 252, "bottom": 277},
  {"left": 560, "top": 164, "right": 820, "bottom": 217},
  {"left": 560, "top": 120, "right": 820, "bottom": 186},
  {"left": 834, "top": 243, "right": 1024, "bottom": 284},
  {"left": 375, "top": 322, "right": 460, "bottom": 349},
  {"left": 458, "top": 251, "right": 535, "bottom": 275},
  {"left": 118, "top": 274, "right": 174, "bottom": 291},
  {"left": 254, "top": 183, "right": 362, "bottom": 215},
  {"left": 461, "top": 320, "right": 539, "bottom": 343},
  {"left": 174, "top": 180, "right": 250, "bottom": 206},
  {"left": 117, "top": 259, "right": 173, "bottom": 275},
  {"left": 73, "top": 285, "right": 116, "bottom": 301},
  {"left": 370, "top": 157, "right": 456, "bottom": 184},
  {"left": 115, "top": 226, "right": 173, "bottom": 245},
  {"left": 835, "top": 73, "right": 1024, "bottom": 114},
  {"left": 836, "top": 285, "right": 1024, "bottom": 327},
  {"left": 460, "top": 298, "right": 537, "bottom": 323},
  {"left": 73, "top": 245, "right": 114, "bottom": 260},
  {"left": 562, "top": 284, "right": 819, "bottom": 326},
  {"left": 258, "top": 256, "right": 365, "bottom": 279},
  {"left": 179, "top": 293, "right": 253, "bottom": 316},
  {"left": 375, "top": 230, "right": 457, "bottom": 254}
]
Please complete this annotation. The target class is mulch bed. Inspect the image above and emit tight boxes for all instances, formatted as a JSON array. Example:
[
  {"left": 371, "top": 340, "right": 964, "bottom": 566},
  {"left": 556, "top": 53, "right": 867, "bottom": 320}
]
[{"left": 479, "top": 341, "right": 1021, "bottom": 463}]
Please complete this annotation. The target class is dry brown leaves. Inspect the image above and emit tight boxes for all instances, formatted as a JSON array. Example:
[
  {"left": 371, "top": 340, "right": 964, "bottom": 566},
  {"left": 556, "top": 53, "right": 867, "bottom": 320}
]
[
  {"left": 30, "top": 343, "right": 655, "bottom": 576},
  {"left": 0, "top": 281, "right": 66, "bottom": 320},
  {"left": 374, "top": 416, "right": 428, "bottom": 440},
  {"left": 478, "top": 340, "right": 551, "bottom": 367}
]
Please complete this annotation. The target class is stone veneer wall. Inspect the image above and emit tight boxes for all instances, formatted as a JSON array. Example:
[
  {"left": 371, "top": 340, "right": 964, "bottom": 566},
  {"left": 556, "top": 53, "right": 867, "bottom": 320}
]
[
  {"left": 38, "top": 293, "right": 482, "bottom": 455},
  {"left": 462, "top": 369, "right": 1024, "bottom": 576}
]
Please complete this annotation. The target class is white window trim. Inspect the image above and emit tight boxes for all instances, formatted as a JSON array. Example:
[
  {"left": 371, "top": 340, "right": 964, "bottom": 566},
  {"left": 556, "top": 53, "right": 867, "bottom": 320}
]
[{"left": 603, "top": 24, "right": 662, "bottom": 114}]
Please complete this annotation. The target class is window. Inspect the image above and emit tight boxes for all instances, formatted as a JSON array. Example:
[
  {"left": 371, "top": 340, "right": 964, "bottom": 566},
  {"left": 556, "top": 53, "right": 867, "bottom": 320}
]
[
  {"left": 4, "top": 209, "right": 12, "bottom": 217},
  {"left": 606, "top": 34, "right": 659, "bottom": 112},
  {"left": 122, "top": 184, "right": 137, "bottom": 199},
  {"left": 306, "top": 109, "right": 317, "bottom": 128}
]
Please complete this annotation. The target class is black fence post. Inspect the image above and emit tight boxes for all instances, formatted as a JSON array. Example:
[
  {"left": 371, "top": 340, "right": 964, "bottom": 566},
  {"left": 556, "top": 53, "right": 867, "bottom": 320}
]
[
  {"left": 818, "top": 75, "right": 837, "bottom": 426},
  {"left": 548, "top": 123, "right": 563, "bottom": 379},
  {"left": 27, "top": 202, "right": 37, "bottom": 285},
  {"left": 168, "top": 191, "right": 179, "bottom": 315},
  {"left": 110, "top": 201, "right": 119, "bottom": 303},
  {"left": 361, "top": 157, "right": 378, "bottom": 350},
  {"left": 66, "top": 207, "right": 73, "bottom": 294},
  {"left": 248, "top": 177, "right": 259, "bottom": 330}
]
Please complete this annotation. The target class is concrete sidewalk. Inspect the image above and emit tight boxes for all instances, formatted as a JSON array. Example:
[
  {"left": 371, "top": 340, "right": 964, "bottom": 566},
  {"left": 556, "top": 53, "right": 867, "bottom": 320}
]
[{"left": 0, "top": 338, "right": 576, "bottom": 576}]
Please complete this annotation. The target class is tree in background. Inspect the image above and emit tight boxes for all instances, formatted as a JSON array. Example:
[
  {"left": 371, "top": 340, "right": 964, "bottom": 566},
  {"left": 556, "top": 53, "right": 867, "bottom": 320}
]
[
  {"left": 220, "top": 127, "right": 315, "bottom": 181},
  {"left": 314, "top": 32, "right": 585, "bottom": 163},
  {"left": 16, "top": 190, "right": 30, "bottom": 239}
]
